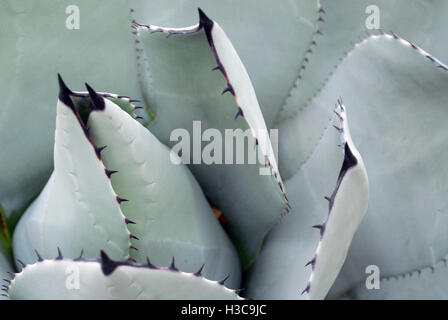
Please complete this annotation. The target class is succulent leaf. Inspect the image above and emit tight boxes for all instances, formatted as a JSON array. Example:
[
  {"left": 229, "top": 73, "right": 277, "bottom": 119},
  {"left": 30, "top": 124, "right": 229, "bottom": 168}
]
[
  {"left": 303, "top": 101, "right": 369, "bottom": 299},
  {"left": 12, "top": 77, "right": 132, "bottom": 267},
  {"left": 129, "top": 0, "right": 320, "bottom": 127},
  {"left": 1, "top": 0, "right": 446, "bottom": 301},
  {"left": 86, "top": 86, "right": 242, "bottom": 288},
  {"left": 6, "top": 251, "right": 243, "bottom": 300},
  {"left": 0, "top": 0, "right": 141, "bottom": 216},
  {"left": 245, "top": 101, "right": 367, "bottom": 299},
  {"left": 276, "top": 34, "right": 448, "bottom": 296},
  {"left": 276, "top": 0, "right": 448, "bottom": 123},
  {"left": 134, "top": 9, "right": 288, "bottom": 268}
]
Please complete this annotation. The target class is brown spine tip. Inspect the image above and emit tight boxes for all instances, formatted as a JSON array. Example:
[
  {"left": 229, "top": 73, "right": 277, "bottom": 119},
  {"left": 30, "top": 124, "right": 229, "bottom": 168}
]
[
  {"left": 105, "top": 169, "right": 118, "bottom": 178},
  {"left": 194, "top": 264, "right": 205, "bottom": 277},
  {"left": 86, "top": 83, "right": 105, "bottom": 111},
  {"left": 95, "top": 145, "right": 107, "bottom": 159},
  {"left": 301, "top": 284, "right": 310, "bottom": 295},
  {"left": 116, "top": 196, "right": 129, "bottom": 204},
  {"left": 234, "top": 107, "right": 244, "bottom": 120},
  {"left": 218, "top": 274, "right": 229, "bottom": 285},
  {"left": 125, "top": 218, "right": 136, "bottom": 225},
  {"left": 17, "top": 259, "right": 26, "bottom": 268},
  {"left": 146, "top": 257, "right": 157, "bottom": 269},
  {"left": 169, "top": 257, "right": 178, "bottom": 271},
  {"left": 56, "top": 247, "right": 63, "bottom": 260}
]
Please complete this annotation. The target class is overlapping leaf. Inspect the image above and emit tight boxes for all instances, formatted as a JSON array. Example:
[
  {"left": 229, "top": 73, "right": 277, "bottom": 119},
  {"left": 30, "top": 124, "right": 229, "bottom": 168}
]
[
  {"left": 0, "top": 0, "right": 141, "bottom": 216},
  {"left": 245, "top": 101, "right": 368, "bottom": 299},
  {"left": 276, "top": 0, "right": 448, "bottom": 125},
  {"left": 6, "top": 251, "right": 243, "bottom": 300},
  {"left": 87, "top": 86, "right": 241, "bottom": 287},
  {"left": 275, "top": 33, "right": 448, "bottom": 298},
  {"left": 13, "top": 78, "right": 132, "bottom": 266},
  {"left": 128, "top": 0, "right": 320, "bottom": 127},
  {"left": 133, "top": 10, "right": 288, "bottom": 267}
]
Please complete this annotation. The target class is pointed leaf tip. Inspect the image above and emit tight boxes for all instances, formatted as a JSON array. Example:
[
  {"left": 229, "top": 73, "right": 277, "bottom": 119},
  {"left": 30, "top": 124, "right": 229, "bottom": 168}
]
[
  {"left": 100, "top": 250, "right": 119, "bottom": 276},
  {"left": 57, "top": 74, "right": 74, "bottom": 108},
  {"left": 198, "top": 8, "right": 213, "bottom": 30},
  {"left": 86, "top": 83, "right": 105, "bottom": 111}
]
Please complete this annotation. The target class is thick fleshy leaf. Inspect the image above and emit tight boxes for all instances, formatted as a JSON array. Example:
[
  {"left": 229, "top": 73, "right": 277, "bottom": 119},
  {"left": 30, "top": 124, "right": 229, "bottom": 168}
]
[
  {"left": 12, "top": 78, "right": 131, "bottom": 267},
  {"left": 276, "top": 0, "right": 448, "bottom": 124},
  {"left": 276, "top": 34, "right": 448, "bottom": 297},
  {"left": 245, "top": 101, "right": 367, "bottom": 299},
  {"left": 129, "top": 0, "right": 320, "bottom": 127},
  {"left": 350, "top": 259, "right": 448, "bottom": 300},
  {"left": 302, "top": 101, "right": 369, "bottom": 300},
  {"left": 6, "top": 251, "right": 243, "bottom": 300},
  {"left": 0, "top": 0, "right": 141, "bottom": 216},
  {"left": 87, "top": 87, "right": 241, "bottom": 288},
  {"left": 134, "top": 10, "right": 288, "bottom": 267}
]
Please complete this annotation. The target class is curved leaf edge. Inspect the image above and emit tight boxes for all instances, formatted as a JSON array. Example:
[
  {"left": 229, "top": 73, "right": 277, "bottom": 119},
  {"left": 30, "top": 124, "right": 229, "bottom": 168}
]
[
  {"left": 132, "top": 8, "right": 290, "bottom": 211},
  {"left": 331, "top": 255, "right": 448, "bottom": 301},
  {"left": 3, "top": 249, "right": 244, "bottom": 299},
  {"left": 276, "top": 1, "right": 325, "bottom": 119},
  {"left": 57, "top": 75, "right": 139, "bottom": 258},
  {"left": 275, "top": 30, "right": 448, "bottom": 127},
  {"left": 301, "top": 99, "right": 369, "bottom": 299}
]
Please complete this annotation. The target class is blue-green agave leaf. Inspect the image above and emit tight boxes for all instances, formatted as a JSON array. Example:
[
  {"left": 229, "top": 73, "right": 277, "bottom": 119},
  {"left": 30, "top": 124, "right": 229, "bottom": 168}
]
[
  {"left": 245, "top": 100, "right": 367, "bottom": 299},
  {"left": 276, "top": 33, "right": 448, "bottom": 297},
  {"left": 276, "top": 0, "right": 448, "bottom": 124},
  {"left": 86, "top": 85, "right": 241, "bottom": 288},
  {"left": 12, "top": 77, "right": 132, "bottom": 267},
  {"left": 0, "top": 0, "right": 141, "bottom": 216},
  {"left": 129, "top": 0, "right": 320, "bottom": 127},
  {"left": 6, "top": 251, "right": 243, "bottom": 300},
  {"left": 303, "top": 101, "right": 369, "bottom": 299},
  {"left": 134, "top": 9, "right": 288, "bottom": 268}
]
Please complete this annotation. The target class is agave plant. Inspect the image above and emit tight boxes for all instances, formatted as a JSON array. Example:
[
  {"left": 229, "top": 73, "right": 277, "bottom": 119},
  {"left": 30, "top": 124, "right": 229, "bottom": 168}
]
[{"left": 1, "top": 0, "right": 448, "bottom": 300}]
